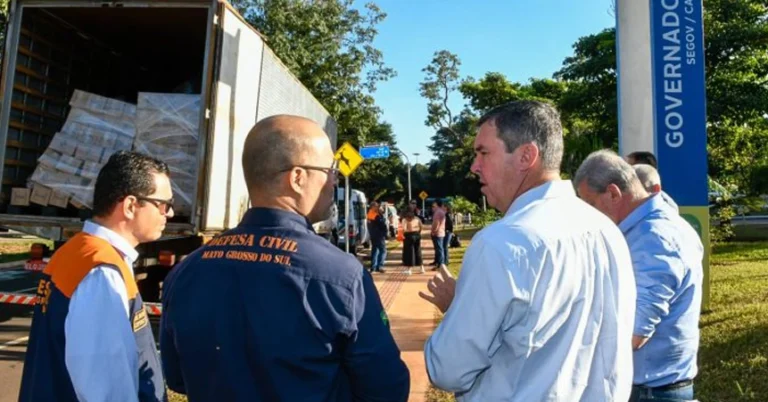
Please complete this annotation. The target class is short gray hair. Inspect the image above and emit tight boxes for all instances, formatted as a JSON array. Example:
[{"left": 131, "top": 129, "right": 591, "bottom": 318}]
[
  {"left": 574, "top": 149, "right": 642, "bottom": 194},
  {"left": 633, "top": 164, "right": 661, "bottom": 192},
  {"left": 476, "top": 100, "right": 564, "bottom": 171}
]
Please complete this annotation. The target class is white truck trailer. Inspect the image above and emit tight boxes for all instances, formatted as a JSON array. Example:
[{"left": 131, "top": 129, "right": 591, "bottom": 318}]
[{"left": 0, "top": 0, "right": 338, "bottom": 301}]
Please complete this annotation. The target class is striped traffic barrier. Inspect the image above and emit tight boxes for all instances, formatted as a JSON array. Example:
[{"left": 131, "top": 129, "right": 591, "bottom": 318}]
[
  {"left": 0, "top": 292, "right": 36, "bottom": 306},
  {"left": 0, "top": 292, "right": 163, "bottom": 316}
]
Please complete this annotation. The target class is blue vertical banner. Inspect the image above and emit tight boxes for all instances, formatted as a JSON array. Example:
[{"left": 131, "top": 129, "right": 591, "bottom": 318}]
[
  {"left": 649, "top": 0, "right": 710, "bottom": 309},
  {"left": 650, "top": 0, "right": 708, "bottom": 206}
]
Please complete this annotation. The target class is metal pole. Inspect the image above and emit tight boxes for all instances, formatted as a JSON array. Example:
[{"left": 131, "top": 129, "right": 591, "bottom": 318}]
[
  {"left": 345, "top": 176, "right": 350, "bottom": 253},
  {"left": 391, "top": 146, "right": 411, "bottom": 204},
  {"left": 407, "top": 162, "right": 412, "bottom": 202}
]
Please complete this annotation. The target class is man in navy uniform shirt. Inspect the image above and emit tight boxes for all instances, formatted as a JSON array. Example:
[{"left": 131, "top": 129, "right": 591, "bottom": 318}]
[{"left": 160, "top": 115, "right": 410, "bottom": 401}]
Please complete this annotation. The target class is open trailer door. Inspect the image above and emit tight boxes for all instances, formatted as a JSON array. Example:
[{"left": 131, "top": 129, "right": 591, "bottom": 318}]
[
  {"left": 0, "top": 0, "right": 216, "bottom": 240},
  {"left": 200, "top": 2, "right": 264, "bottom": 232}
]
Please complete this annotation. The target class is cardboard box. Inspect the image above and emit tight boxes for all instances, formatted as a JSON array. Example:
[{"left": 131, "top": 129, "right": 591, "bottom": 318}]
[
  {"left": 30, "top": 184, "right": 52, "bottom": 206},
  {"left": 70, "top": 198, "right": 85, "bottom": 209},
  {"left": 10, "top": 187, "right": 30, "bottom": 206},
  {"left": 38, "top": 149, "right": 61, "bottom": 170},
  {"left": 75, "top": 145, "right": 105, "bottom": 163},
  {"left": 67, "top": 123, "right": 119, "bottom": 149},
  {"left": 80, "top": 161, "right": 102, "bottom": 180},
  {"left": 48, "top": 190, "right": 70, "bottom": 208},
  {"left": 70, "top": 89, "right": 137, "bottom": 119},
  {"left": 56, "top": 154, "right": 82, "bottom": 175},
  {"left": 49, "top": 134, "right": 78, "bottom": 156}
]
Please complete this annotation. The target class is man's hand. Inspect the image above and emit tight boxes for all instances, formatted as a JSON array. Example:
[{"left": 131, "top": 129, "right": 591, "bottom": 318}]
[
  {"left": 418, "top": 265, "right": 456, "bottom": 314},
  {"left": 632, "top": 335, "right": 650, "bottom": 350}
]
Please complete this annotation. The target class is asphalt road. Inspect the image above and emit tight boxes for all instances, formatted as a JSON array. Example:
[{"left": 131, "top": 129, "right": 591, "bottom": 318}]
[
  {"left": 0, "top": 265, "right": 162, "bottom": 401},
  {"left": 0, "top": 265, "right": 37, "bottom": 402}
]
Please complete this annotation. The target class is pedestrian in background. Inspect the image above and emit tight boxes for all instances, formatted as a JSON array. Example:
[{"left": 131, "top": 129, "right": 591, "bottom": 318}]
[
  {"left": 430, "top": 200, "right": 447, "bottom": 269},
  {"left": 368, "top": 201, "right": 389, "bottom": 273},
  {"left": 443, "top": 204, "right": 454, "bottom": 264},
  {"left": 401, "top": 208, "right": 425, "bottom": 275}
]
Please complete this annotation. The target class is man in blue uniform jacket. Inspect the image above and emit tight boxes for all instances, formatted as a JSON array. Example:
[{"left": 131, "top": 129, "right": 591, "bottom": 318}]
[{"left": 160, "top": 114, "right": 410, "bottom": 401}]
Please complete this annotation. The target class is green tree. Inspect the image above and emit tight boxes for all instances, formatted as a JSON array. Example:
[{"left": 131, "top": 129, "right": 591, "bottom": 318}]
[
  {"left": 554, "top": 28, "right": 618, "bottom": 149},
  {"left": 449, "top": 195, "right": 478, "bottom": 216},
  {"left": 702, "top": 0, "right": 768, "bottom": 190},
  {"left": 232, "top": 0, "right": 410, "bottom": 203},
  {"left": 0, "top": 0, "right": 9, "bottom": 54},
  {"left": 418, "top": 50, "right": 482, "bottom": 202},
  {"left": 420, "top": 60, "right": 574, "bottom": 203},
  {"left": 555, "top": 1, "right": 768, "bottom": 193},
  {"left": 419, "top": 50, "right": 462, "bottom": 131}
]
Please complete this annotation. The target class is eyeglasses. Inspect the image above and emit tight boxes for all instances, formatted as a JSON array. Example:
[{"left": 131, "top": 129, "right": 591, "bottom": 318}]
[
  {"left": 280, "top": 160, "right": 340, "bottom": 179},
  {"left": 136, "top": 196, "right": 174, "bottom": 215}
]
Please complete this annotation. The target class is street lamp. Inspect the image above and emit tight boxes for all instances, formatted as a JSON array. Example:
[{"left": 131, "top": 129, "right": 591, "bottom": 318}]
[
  {"left": 391, "top": 146, "right": 412, "bottom": 202},
  {"left": 413, "top": 152, "right": 420, "bottom": 165}
]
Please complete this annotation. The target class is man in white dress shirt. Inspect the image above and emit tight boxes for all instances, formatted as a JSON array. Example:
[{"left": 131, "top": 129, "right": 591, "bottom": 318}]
[
  {"left": 419, "top": 100, "right": 637, "bottom": 401},
  {"left": 19, "top": 151, "right": 174, "bottom": 402}
]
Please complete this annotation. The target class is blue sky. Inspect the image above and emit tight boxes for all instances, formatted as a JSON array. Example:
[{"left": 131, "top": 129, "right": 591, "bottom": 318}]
[{"left": 368, "top": 0, "right": 616, "bottom": 164}]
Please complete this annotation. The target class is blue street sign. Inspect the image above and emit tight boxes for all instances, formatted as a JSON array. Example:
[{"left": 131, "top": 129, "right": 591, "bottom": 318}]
[{"left": 360, "top": 145, "right": 390, "bottom": 159}]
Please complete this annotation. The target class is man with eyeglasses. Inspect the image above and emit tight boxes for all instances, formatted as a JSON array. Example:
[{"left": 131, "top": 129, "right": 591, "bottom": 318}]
[
  {"left": 20, "top": 151, "right": 173, "bottom": 402},
  {"left": 160, "top": 114, "right": 410, "bottom": 401}
]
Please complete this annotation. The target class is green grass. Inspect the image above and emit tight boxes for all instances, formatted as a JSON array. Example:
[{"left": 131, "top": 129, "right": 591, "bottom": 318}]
[
  {"left": 696, "top": 242, "right": 768, "bottom": 401},
  {"left": 0, "top": 238, "right": 53, "bottom": 263},
  {"left": 428, "top": 235, "right": 768, "bottom": 402}
]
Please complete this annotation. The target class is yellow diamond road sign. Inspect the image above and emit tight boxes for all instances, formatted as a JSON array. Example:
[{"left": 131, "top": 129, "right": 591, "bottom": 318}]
[
  {"left": 419, "top": 191, "right": 428, "bottom": 200},
  {"left": 335, "top": 142, "right": 363, "bottom": 177}
]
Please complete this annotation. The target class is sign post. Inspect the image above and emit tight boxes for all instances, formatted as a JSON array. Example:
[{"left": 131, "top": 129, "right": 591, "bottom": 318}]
[
  {"left": 419, "top": 191, "right": 428, "bottom": 214},
  {"left": 391, "top": 146, "right": 412, "bottom": 203},
  {"left": 335, "top": 142, "right": 364, "bottom": 253},
  {"left": 616, "top": 0, "right": 710, "bottom": 309}
]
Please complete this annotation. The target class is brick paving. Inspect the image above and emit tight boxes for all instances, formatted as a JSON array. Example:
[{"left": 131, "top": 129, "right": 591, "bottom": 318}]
[{"left": 369, "top": 229, "right": 438, "bottom": 402}]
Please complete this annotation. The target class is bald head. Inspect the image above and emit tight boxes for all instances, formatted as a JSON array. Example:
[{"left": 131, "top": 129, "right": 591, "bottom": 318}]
[
  {"left": 242, "top": 115, "right": 331, "bottom": 191},
  {"left": 242, "top": 115, "right": 337, "bottom": 223}
]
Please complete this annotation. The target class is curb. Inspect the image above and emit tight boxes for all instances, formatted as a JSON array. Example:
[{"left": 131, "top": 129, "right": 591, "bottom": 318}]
[{"left": 0, "top": 259, "right": 26, "bottom": 270}]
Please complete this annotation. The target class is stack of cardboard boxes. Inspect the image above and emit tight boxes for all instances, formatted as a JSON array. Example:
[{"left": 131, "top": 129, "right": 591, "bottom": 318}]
[
  {"left": 15, "top": 89, "right": 200, "bottom": 217},
  {"left": 134, "top": 93, "right": 200, "bottom": 216},
  {"left": 25, "top": 90, "right": 136, "bottom": 209}
]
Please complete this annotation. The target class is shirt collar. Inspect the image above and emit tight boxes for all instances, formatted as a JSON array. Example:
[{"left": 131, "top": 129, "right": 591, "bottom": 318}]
[
  {"left": 618, "top": 192, "right": 666, "bottom": 234},
  {"left": 505, "top": 180, "right": 576, "bottom": 217},
  {"left": 240, "top": 207, "right": 315, "bottom": 233},
  {"left": 82, "top": 220, "right": 139, "bottom": 264}
]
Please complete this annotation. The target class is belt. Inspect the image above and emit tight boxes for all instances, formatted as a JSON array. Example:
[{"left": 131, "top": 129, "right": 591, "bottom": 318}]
[{"left": 635, "top": 379, "right": 693, "bottom": 392}]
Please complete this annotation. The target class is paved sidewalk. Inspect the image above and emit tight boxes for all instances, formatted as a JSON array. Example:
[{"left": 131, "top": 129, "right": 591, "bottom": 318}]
[{"left": 368, "top": 229, "right": 438, "bottom": 402}]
